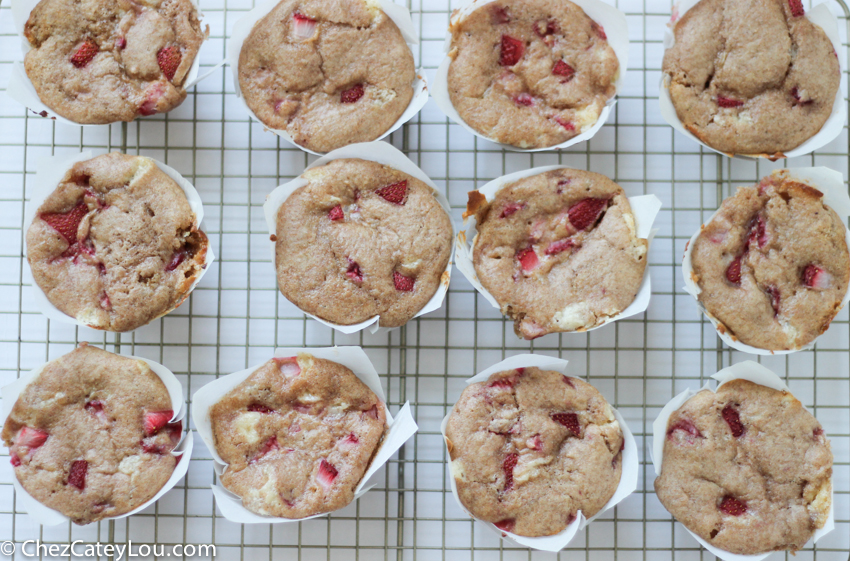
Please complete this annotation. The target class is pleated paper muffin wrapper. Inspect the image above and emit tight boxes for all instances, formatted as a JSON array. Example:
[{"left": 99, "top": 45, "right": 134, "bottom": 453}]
[
  {"left": 455, "top": 165, "right": 661, "bottom": 336},
  {"left": 227, "top": 0, "right": 428, "bottom": 156},
  {"left": 431, "top": 0, "right": 629, "bottom": 152},
  {"left": 6, "top": 0, "right": 210, "bottom": 126},
  {"left": 263, "top": 141, "right": 455, "bottom": 335},
  {"left": 0, "top": 346, "right": 193, "bottom": 526},
  {"left": 650, "top": 361, "right": 835, "bottom": 561},
  {"left": 24, "top": 150, "right": 216, "bottom": 332},
  {"left": 682, "top": 167, "right": 850, "bottom": 355},
  {"left": 191, "top": 346, "right": 418, "bottom": 524},
  {"left": 658, "top": 1, "right": 846, "bottom": 160},
  {"left": 439, "top": 354, "right": 638, "bottom": 552}
]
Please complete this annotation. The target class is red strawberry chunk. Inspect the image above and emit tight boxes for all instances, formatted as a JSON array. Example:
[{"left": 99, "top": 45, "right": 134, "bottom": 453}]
[
  {"left": 85, "top": 400, "right": 107, "bottom": 421},
  {"left": 274, "top": 356, "right": 301, "bottom": 377},
  {"left": 494, "top": 518, "right": 515, "bottom": 533},
  {"left": 502, "top": 453, "right": 518, "bottom": 491},
  {"left": 553, "top": 60, "right": 575, "bottom": 79},
  {"left": 517, "top": 247, "right": 539, "bottom": 271},
  {"left": 249, "top": 436, "right": 279, "bottom": 463},
  {"left": 545, "top": 238, "right": 575, "bottom": 256},
  {"left": 70, "top": 40, "right": 99, "bottom": 68},
  {"left": 40, "top": 202, "right": 88, "bottom": 244},
  {"left": 533, "top": 19, "right": 558, "bottom": 36},
  {"left": 165, "top": 249, "right": 187, "bottom": 272},
  {"left": 157, "top": 46, "right": 182, "bottom": 81},
  {"left": 513, "top": 93, "right": 534, "bottom": 107},
  {"left": 722, "top": 405, "right": 745, "bottom": 437},
  {"left": 725, "top": 256, "right": 742, "bottom": 285},
  {"left": 344, "top": 432, "right": 359, "bottom": 444},
  {"left": 346, "top": 260, "right": 363, "bottom": 283},
  {"left": 568, "top": 197, "right": 608, "bottom": 230},
  {"left": 554, "top": 116, "right": 575, "bottom": 131},
  {"left": 492, "top": 5, "right": 510, "bottom": 23},
  {"left": 500, "top": 202, "right": 525, "bottom": 218},
  {"left": 68, "top": 460, "right": 87, "bottom": 490},
  {"left": 10, "top": 455, "right": 21, "bottom": 467},
  {"left": 341, "top": 84, "right": 365, "bottom": 103},
  {"left": 248, "top": 403, "right": 274, "bottom": 413},
  {"left": 591, "top": 22, "right": 607, "bottom": 39},
  {"left": 788, "top": 0, "right": 804, "bottom": 16},
  {"left": 552, "top": 412, "right": 581, "bottom": 436},
  {"left": 765, "top": 285, "right": 780, "bottom": 316},
  {"left": 115, "top": 36, "right": 126, "bottom": 50},
  {"left": 317, "top": 459, "right": 338, "bottom": 489},
  {"left": 18, "top": 426, "right": 49, "bottom": 449},
  {"left": 393, "top": 271, "right": 415, "bottom": 292},
  {"left": 718, "top": 495, "right": 747, "bottom": 516},
  {"left": 376, "top": 181, "right": 408, "bottom": 205},
  {"left": 500, "top": 35, "right": 525, "bottom": 66},
  {"left": 292, "top": 12, "right": 317, "bottom": 40},
  {"left": 527, "top": 435, "right": 543, "bottom": 450},
  {"left": 667, "top": 419, "right": 702, "bottom": 440},
  {"left": 747, "top": 215, "right": 768, "bottom": 249},
  {"left": 489, "top": 377, "right": 515, "bottom": 390},
  {"left": 717, "top": 96, "right": 744, "bottom": 108},
  {"left": 802, "top": 264, "right": 831, "bottom": 289},
  {"left": 144, "top": 410, "right": 174, "bottom": 436},
  {"left": 328, "top": 205, "right": 344, "bottom": 221}
]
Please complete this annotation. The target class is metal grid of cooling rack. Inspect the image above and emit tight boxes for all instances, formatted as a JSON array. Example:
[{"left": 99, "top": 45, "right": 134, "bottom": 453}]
[{"left": 0, "top": 0, "right": 849, "bottom": 559}]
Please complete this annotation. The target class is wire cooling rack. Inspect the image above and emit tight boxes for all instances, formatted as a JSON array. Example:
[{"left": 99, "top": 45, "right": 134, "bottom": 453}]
[{"left": 1, "top": 0, "right": 849, "bottom": 559}]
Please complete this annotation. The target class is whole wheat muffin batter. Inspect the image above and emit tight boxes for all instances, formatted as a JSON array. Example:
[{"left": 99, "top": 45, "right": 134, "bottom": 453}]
[
  {"left": 655, "top": 379, "right": 832, "bottom": 555},
  {"left": 26, "top": 153, "right": 209, "bottom": 332},
  {"left": 210, "top": 354, "right": 386, "bottom": 518},
  {"left": 469, "top": 169, "right": 647, "bottom": 339},
  {"left": 275, "top": 158, "right": 452, "bottom": 328},
  {"left": 24, "top": 0, "right": 206, "bottom": 124},
  {"left": 445, "top": 367, "right": 623, "bottom": 537},
  {"left": 663, "top": 0, "right": 839, "bottom": 156},
  {"left": 238, "top": 0, "right": 415, "bottom": 153},
  {"left": 2, "top": 345, "right": 182, "bottom": 525},
  {"left": 689, "top": 171, "right": 849, "bottom": 350},
  {"left": 447, "top": 0, "right": 619, "bottom": 149}
]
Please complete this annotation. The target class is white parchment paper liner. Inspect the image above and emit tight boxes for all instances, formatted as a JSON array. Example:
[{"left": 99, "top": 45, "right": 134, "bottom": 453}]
[
  {"left": 682, "top": 167, "right": 850, "bottom": 355},
  {"left": 0, "top": 346, "right": 192, "bottom": 526},
  {"left": 456, "top": 165, "right": 661, "bottom": 334},
  {"left": 191, "top": 346, "right": 418, "bottom": 524},
  {"left": 263, "top": 141, "right": 455, "bottom": 335},
  {"left": 431, "top": 0, "right": 629, "bottom": 152},
  {"left": 6, "top": 0, "right": 209, "bottom": 126},
  {"left": 439, "top": 354, "right": 638, "bottom": 552},
  {"left": 227, "top": 0, "right": 428, "bottom": 156},
  {"left": 650, "top": 361, "right": 835, "bottom": 560},
  {"left": 658, "top": 1, "right": 846, "bottom": 160},
  {"left": 23, "top": 150, "right": 215, "bottom": 331}
]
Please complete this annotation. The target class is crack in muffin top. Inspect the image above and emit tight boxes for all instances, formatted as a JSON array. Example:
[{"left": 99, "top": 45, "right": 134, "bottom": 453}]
[
  {"left": 447, "top": 0, "right": 619, "bottom": 149},
  {"left": 210, "top": 354, "right": 386, "bottom": 519},
  {"left": 238, "top": 0, "right": 416, "bottom": 153},
  {"left": 469, "top": 169, "right": 647, "bottom": 339},
  {"left": 445, "top": 367, "right": 623, "bottom": 537},
  {"left": 23, "top": 0, "right": 206, "bottom": 124},
  {"left": 26, "top": 153, "right": 209, "bottom": 332},
  {"left": 689, "top": 171, "right": 849, "bottom": 350},
  {"left": 1, "top": 345, "right": 182, "bottom": 525},
  {"left": 275, "top": 158, "right": 452, "bottom": 328},
  {"left": 655, "top": 379, "right": 832, "bottom": 555},
  {"left": 663, "top": 0, "right": 839, "bottom": 156}
]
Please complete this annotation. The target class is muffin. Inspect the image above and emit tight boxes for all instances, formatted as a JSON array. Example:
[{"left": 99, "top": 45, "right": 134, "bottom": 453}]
[
  {"left": 688, "top": 171, "right": 849, "bottom": 350},
  {"left": 445, "top": 367, "right": 623, "bottom": 537},
  {"left": 663, "top": 0, "right": 840, "bottom": 157},
  {"left": 237, "top": 0, "right": 416, "bottom": 153},
  {"left": 467, "top": 169, "right": 647, "bottom": 339},
  {"left": 209, "top": 354, "right": 387, "bottom": 518},
  {"left": 2, "top": 345, "right": 183, "bottom": 525},
  {"left": 26, "top": 153, "right": 209, "bottom": 332},
  {"left": 446, "top": 0, "right": 619, "bottom": 149},
  {"left": 23, "top": 0, "right": 206, "bottom": 124},
  {"left": 274, "top": 158, "right": 452, "bottom": 328},
  {"left": 655, "top": 379, "right": 832, "bottom": 555}
]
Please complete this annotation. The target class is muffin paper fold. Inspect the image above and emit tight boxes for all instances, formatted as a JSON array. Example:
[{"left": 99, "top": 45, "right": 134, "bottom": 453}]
[
  {"left": 658, "top": 1, "right": 846, "bottom": 160},
  {"left": 455, "top": 165, "right": 661, "bottom": 336},
  {"left": 191, "top": 346, "right": 418, "bottom": 524},
  {"left": 440, "top": 354, "right": 638, "bottom": 552},
  {"left": 227, "top": 0, "right": 428, "bottom": 156},
  {"left": 682, "top": 167, "right": 850, "bottom": 355},
  {"left": 24, "top": 150, "right": 215, "bottom": 332},
  {"left": 0, "top": 347, "right": 193, "bottom": 526},
  {"left": 650, "top": 361, "right": 835, "bottom": 561},
  {"left": 263, "top": 141, "right": 455, "bottom": 334},
  {"left": 431, "top": 0, "right": 629, "bottom": 152},
  {"left": 6, "top": 0, "right": 209, "bottom": 126}
]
